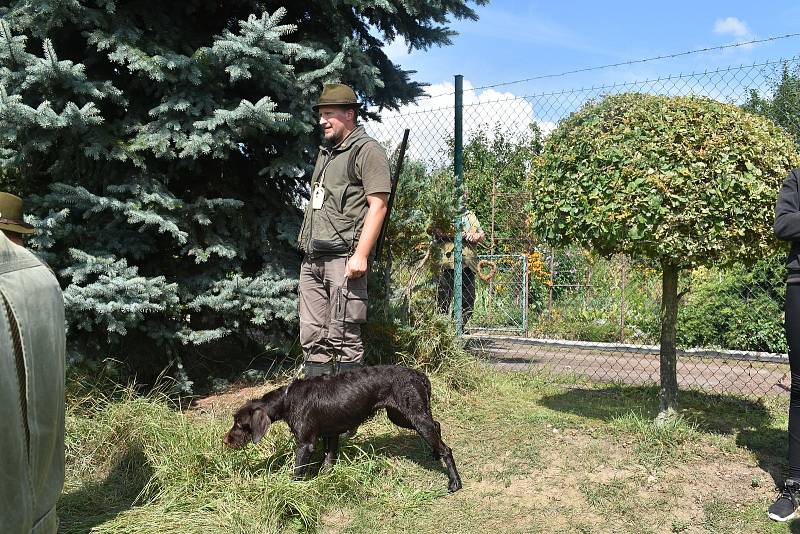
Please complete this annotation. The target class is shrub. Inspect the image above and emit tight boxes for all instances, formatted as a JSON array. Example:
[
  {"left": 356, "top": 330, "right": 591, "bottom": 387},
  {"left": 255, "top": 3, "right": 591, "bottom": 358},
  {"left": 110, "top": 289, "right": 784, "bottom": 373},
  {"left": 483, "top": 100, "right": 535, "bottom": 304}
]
[{"left": 531, "top": 92, "right": 799, "bottom": 414}]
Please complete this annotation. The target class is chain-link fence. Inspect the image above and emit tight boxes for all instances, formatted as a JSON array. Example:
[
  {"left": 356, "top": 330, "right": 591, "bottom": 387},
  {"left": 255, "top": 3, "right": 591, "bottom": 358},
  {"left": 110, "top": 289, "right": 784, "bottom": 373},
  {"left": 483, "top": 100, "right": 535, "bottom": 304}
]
[{"left": 366, "top": 52, "right": 800, "bottom": 397}]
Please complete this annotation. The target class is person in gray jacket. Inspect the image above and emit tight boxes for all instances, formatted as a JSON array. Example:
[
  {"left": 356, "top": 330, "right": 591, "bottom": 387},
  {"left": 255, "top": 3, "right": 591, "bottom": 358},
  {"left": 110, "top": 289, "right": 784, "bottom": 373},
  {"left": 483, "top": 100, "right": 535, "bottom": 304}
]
[
  {"left": 770, "top": 168, "right": 800, "bottom": 521},
  {"left": 0, "top": 192, "right": 35, "bottom": 245},
  {"left": 0, "top": 225, "right": 66, "bottom": 533}
]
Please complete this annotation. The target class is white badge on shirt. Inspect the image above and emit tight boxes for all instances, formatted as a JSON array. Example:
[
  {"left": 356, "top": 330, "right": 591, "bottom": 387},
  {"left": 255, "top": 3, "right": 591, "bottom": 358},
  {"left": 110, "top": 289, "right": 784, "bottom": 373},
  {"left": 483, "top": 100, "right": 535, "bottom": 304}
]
[{"left": 312, "top": 183, "right": 325, "bottom": 210}]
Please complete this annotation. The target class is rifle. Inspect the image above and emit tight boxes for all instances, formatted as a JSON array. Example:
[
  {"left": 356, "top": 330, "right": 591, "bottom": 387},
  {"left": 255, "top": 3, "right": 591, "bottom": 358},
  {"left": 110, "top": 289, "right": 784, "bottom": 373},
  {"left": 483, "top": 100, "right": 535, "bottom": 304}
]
[{"left": 374, "top": 128, "right": 410, "bottom": 263}]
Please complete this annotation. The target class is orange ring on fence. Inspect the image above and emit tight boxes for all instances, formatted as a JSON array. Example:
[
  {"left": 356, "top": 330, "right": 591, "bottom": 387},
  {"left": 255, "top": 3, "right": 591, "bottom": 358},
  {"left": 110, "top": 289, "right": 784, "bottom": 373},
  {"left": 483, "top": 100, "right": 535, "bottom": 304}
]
[{"left": 477, "top": 259, "right": 497, "bottom": 282}]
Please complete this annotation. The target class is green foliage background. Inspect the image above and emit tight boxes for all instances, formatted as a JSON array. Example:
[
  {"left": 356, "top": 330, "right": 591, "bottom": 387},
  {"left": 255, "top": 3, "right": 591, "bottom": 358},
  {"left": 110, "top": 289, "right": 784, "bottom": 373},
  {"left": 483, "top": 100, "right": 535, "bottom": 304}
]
[
  {"left": 744, "top": 64, "right": 800, "bottom": 147},
  {"left": 463, "top": 123, "right": 543, "bottom": 253}
]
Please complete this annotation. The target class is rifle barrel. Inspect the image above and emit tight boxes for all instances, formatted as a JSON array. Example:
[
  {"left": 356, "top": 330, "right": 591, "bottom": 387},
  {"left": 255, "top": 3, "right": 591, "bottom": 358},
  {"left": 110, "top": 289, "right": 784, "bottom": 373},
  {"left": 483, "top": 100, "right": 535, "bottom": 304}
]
[{"left": 374, "top": 128, "right": 410, "bottom": 262}]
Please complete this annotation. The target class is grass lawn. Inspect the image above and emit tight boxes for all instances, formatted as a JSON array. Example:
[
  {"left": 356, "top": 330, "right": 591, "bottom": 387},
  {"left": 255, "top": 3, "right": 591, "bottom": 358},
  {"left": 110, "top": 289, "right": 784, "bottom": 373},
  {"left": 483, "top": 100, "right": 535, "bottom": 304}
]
[{"left": 60, "top": 364, "right": 797, "bottom": 533}]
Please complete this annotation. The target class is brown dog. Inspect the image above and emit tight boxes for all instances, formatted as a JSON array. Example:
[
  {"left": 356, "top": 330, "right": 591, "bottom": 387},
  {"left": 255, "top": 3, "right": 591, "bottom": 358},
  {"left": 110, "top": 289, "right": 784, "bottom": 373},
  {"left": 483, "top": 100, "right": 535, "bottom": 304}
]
[{"left": 223, "top": 365, "right": 462, "bottom": 492}]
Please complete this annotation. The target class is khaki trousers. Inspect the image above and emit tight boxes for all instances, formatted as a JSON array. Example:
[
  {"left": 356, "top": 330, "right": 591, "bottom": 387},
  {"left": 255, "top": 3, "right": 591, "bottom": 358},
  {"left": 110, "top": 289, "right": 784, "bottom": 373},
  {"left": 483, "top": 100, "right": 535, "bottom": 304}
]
[{"left": 299, "top": 256, "right": 368, "bottom": 364}]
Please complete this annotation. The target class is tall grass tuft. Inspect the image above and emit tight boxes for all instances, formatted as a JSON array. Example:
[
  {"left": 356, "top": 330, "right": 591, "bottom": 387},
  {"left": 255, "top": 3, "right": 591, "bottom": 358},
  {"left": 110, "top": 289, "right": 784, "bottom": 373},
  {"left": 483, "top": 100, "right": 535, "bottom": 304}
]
[
  {"left": 60, "top": 384, "right": 413, "bottom": 533},
  {"left": 610, "top": 411, "right": 700, "bottom": 467},
  {"left": 59, "top": 314, "right": 487, "bottom": 532},
  {"left": 396, "top": 312, "right": 486, "bottom": 395}
]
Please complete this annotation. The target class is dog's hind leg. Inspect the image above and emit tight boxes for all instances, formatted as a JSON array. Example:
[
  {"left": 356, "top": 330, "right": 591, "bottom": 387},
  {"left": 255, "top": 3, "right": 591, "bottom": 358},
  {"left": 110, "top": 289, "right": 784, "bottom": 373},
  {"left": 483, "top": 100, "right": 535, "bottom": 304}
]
[
  {"left": 430, "top": 419, "right": 443, "bottom": 461},
  {"left": 406, "top": 412, "right": 462, "bottom": 492},
  {"left": 388, "top": 407, "right": 441, "bottom": 461}
]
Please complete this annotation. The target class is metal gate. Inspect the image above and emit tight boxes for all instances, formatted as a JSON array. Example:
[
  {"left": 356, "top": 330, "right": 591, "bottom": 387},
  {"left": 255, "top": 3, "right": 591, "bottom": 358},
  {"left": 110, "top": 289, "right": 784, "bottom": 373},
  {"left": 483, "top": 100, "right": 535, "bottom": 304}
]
[{"left": 468, "top": 254, "right": 528, "bottom": 334}]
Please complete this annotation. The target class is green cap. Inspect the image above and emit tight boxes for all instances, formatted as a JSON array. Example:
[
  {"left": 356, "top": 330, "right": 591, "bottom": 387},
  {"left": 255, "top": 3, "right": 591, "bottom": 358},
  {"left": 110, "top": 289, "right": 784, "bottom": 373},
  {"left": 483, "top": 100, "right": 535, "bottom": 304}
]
[
  {"left": 313, "top": 84, "right": 362, "bottom": 111},
  {"left": 0, "top": 192, "right": 34, "bottom": 235}
]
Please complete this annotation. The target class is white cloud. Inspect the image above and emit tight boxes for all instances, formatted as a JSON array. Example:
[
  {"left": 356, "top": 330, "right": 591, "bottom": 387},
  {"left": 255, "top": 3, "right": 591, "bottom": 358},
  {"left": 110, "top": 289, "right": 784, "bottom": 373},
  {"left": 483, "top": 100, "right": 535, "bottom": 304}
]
[
  {"left": 383, "top": 36, "right": 410, "bottom": 62},
  {"left": 713, "top": 17, "right": 751, "bottom": 38},
  {"left": 365, "top": 80, "right": 552, "bottom": 168}
]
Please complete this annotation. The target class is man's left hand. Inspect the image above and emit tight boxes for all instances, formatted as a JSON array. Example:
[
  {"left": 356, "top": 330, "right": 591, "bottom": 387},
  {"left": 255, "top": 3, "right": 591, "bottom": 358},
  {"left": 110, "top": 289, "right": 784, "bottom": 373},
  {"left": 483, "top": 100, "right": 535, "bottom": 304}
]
[
  {"left": 346, "top": 253, "right": 369, "bottom": 279},
  {"left": 464, "top": 232, "right": 480, "bottom": 244}
]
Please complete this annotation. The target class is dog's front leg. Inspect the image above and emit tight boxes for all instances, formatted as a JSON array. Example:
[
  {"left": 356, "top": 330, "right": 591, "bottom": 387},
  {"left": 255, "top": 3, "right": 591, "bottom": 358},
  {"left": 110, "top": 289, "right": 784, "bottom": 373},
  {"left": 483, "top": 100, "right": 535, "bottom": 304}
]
[
  {"left": 293, "top": 441, "right": 315, "bottom": 480},
  {"left": 323, "top": 434, "right": 340, "bottom": 467}
]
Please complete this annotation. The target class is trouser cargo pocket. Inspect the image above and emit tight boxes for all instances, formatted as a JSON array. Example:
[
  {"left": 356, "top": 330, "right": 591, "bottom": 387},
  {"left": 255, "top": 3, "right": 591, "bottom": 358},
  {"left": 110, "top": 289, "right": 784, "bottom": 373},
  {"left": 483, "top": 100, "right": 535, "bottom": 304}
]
[{"left": 333, "top": 283, "right": 368, "bottom": 324}]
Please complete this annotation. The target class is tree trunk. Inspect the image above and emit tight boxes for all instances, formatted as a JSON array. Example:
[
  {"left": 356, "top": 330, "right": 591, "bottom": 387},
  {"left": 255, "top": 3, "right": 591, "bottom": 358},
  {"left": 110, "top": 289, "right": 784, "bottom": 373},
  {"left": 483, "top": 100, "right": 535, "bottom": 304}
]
[{"left": 658, "top": 260, "right": 680, "bottom": 419}]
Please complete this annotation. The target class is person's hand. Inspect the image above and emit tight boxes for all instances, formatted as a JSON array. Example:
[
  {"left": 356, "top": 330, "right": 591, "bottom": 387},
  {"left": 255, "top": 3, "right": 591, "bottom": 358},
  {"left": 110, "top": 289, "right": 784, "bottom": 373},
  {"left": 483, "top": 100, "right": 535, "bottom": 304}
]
[
  {"left": 464, "top": 230, "right": 484, "bottom": 244},
  {"left": 345, "top": 253, "right": 369, "bottom": 278}
]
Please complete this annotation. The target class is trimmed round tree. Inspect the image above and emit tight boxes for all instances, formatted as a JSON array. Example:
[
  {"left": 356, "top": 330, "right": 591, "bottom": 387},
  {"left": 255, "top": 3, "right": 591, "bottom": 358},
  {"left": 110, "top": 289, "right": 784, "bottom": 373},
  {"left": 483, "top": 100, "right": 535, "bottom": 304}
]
[{"left": 530, "top": 93, "right": 799, "bottom": 416}]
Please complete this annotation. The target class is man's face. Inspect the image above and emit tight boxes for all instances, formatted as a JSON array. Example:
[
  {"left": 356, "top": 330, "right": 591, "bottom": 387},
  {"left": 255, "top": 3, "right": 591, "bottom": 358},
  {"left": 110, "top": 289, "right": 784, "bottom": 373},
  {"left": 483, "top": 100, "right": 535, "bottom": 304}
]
[
  {"left": 2, "top": 230, "right": 23, "bottom": 246},
  {"left": 318, "top": 105, "right": 355, "bottom": 145}
]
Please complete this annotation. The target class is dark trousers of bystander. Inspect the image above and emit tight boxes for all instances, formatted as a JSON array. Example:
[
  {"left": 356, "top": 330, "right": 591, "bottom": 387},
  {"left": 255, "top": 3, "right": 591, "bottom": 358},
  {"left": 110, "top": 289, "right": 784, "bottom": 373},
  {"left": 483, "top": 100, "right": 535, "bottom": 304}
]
[
  {"left": 436, "top": 268, "right": 476, "bottom": 325},
  {"left": 786, "top": 283, "right": 800, "bottom": 479}
]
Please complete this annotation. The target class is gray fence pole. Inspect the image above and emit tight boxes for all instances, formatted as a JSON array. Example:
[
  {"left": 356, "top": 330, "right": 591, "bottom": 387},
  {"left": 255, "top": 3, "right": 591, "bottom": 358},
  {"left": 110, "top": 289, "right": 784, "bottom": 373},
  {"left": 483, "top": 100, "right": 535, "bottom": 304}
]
[
  {"left": 454, "top": 74, "right": 464, "bottom": 336},
  {"left": 620, "top": 255, "right": 627, "bottom": 342}
]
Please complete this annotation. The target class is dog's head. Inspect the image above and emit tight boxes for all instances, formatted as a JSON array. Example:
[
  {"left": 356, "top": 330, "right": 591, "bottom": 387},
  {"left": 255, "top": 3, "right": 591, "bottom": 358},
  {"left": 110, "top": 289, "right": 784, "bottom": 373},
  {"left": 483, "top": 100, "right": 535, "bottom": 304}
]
[{"left": 223, "top": 400, "right": 271, "bottom": 448}]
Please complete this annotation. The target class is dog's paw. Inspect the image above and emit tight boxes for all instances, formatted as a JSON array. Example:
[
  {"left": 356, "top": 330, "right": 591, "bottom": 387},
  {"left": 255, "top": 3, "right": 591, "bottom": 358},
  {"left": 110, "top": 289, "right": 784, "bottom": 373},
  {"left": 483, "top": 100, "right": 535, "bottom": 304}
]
[
  {"left": 322, "top": 458, "right": 337, "bottom": 469},
  {"left": 448, "top": 479, "right": 462, "bottom": 492}
]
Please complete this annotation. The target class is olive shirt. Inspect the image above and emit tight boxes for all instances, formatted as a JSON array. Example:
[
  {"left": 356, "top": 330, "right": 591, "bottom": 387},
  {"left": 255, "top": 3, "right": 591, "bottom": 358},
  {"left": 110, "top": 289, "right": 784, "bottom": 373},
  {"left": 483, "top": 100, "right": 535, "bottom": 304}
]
[
  {"left": 297, "top": 126, "right": 392, "bottom": 258},
  {"left": 435, "top": 210, "right": 483, "bottom": 272}
]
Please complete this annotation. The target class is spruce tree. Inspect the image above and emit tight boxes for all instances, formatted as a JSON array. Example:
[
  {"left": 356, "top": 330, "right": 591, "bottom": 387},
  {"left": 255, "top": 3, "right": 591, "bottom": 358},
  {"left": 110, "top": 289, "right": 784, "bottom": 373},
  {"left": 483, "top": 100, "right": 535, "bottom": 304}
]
[{"left": 0, "top": 0, "right": 484, "bottom": 387}]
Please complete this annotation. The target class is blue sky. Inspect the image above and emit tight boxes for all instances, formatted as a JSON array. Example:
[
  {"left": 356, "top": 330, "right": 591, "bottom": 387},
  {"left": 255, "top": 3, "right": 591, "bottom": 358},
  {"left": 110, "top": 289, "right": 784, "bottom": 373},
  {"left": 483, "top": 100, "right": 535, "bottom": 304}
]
[
  {"left": 366, "top": 1, "right": 800, "bottom": 163},
  {"left": 384, "top": 1, "right": 800, "bottom": 97}
]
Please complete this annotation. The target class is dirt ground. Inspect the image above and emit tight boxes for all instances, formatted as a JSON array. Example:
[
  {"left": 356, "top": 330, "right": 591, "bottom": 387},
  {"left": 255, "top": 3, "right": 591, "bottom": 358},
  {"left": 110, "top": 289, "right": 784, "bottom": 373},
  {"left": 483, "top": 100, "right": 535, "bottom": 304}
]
[
  {"left": 457, "top": 435, "right": 773, "bottom": 534},
  {"left": 190, "top": 382, "right": 276, "bottom": 418}
]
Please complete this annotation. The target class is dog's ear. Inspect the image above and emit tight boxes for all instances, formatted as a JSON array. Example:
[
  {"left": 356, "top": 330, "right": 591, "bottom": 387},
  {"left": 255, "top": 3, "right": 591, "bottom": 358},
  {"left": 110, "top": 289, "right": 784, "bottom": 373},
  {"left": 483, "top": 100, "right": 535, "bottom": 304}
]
[{"left": 251, "top": 405, "right": 271, "bottom": 444}]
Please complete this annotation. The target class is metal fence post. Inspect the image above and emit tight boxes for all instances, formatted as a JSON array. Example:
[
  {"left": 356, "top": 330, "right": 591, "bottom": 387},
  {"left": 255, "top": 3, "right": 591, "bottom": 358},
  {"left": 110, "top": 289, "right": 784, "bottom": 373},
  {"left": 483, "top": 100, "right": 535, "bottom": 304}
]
[
  {"left": 548, "top": 248, "right": 555, "bottom": 320},
  {"left": 454, "top": 74, "right": 464, "bottom": 336},
  {"left": 523, "top": 253, "right": 529, "bottom": 337},
  {"left": 620, "top": 255, "right": 627, "bottom": 342}
]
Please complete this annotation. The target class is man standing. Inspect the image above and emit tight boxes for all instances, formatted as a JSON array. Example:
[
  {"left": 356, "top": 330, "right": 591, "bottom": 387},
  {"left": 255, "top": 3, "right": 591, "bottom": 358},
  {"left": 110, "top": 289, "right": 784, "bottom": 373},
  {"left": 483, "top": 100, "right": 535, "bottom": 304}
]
[
  {"left": 297, "top": 84, "right": 391, "bottom": 377},
  {"left": 433, "top": 205, "right": 485, "bottom": 325}
]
